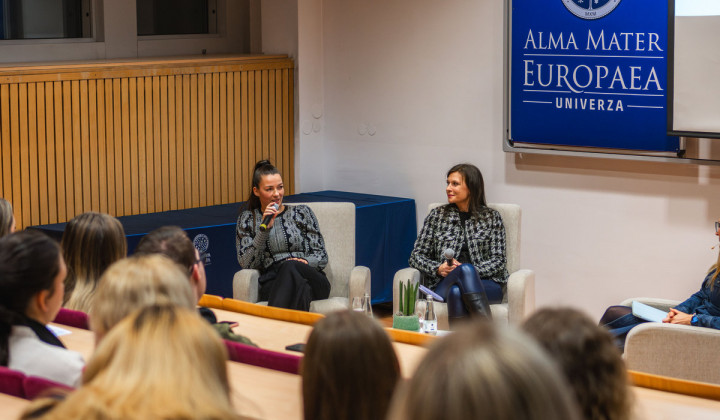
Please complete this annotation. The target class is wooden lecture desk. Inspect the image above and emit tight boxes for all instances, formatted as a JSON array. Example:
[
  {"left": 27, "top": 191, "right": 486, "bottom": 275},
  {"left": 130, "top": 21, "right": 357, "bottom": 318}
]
[
  {"left": 0, "top": 393, "right": 30, "bottom": 419},
  {"left": 28, "top": 323, "right": 720, "bottom": 420},
  {"left": 211, "top": 308, "right": 428, "bottom": 377}
]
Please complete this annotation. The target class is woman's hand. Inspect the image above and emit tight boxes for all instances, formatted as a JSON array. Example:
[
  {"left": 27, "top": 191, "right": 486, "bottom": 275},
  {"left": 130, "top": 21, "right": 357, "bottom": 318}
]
[
  {"left": 262, "top": 204, "right": 281, "bottom": 230},
  {"left": 662, "top": 308, "right": 692, "bottom": 325},
  {"left": 287, "top": 257, "right": 308, "bottom": 264},
  {"left": 437, "top": 259, "right": 461, "bottom": 277}
]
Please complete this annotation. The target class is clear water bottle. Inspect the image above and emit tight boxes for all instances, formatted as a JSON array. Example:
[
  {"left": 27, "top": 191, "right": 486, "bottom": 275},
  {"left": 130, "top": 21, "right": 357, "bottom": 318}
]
[
  {"left": 363, "top": 293, "right": 373, "bottom": 318},
  {"left": 424, "top": 295, "right": 437, "bottom": 335}
]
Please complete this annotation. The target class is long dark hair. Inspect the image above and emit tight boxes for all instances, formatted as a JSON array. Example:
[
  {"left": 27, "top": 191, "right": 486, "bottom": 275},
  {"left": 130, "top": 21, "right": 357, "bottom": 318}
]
[
  {"left": 301, "top": 310, "right": 400, "bottom": 420},
  {"left": 0, "top": 230, "right": 62, "bottom": 366},
  {"left": 244, "top": 159, "right": 281, "bottom": 212},
  {"left": 447, "top": 163, "right": 487, "bottom": 214}
]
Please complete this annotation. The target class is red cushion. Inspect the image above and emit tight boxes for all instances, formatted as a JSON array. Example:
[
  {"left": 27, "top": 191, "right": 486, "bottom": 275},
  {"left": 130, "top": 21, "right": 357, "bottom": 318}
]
[
  {"left": 223, "top": 340, "right": 301, "bottom": 375},
  {"left": 53, "top": 308, "right": 89, "bottom": 330},
  {"left": 0, "top": 366, "right": 26, "bottom": 398}
]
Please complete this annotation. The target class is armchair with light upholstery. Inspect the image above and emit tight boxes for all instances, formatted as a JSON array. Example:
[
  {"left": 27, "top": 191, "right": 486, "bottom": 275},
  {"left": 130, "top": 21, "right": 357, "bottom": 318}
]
[
  {"left": 233, "top": 202, "right": 370, "bottom": 314},
  {"left": 393, "top": 203, "right": 535, "bottom": 330},
  {"left": 620, "top": 297, "right": 720, "bottom": 385}
]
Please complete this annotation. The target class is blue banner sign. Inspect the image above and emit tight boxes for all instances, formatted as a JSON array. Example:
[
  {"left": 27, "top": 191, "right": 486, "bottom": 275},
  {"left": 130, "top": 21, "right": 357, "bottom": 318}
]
[{"left": 510, "top": 0, "right": 679, "bottom": 152}]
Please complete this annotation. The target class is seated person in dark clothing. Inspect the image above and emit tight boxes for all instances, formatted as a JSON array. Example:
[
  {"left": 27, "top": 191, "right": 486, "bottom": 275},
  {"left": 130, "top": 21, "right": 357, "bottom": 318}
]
[
  {"left": 236, "top": 160, "right": 330, "bottom": 311},
  {"left": 134, "top": 226, "right": 256, "bottom": 345}
]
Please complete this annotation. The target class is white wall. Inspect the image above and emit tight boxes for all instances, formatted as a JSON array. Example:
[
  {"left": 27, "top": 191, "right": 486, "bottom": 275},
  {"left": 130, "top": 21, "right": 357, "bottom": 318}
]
[{"left": 287, "top": 0, "right": 720, "bottom": 319}]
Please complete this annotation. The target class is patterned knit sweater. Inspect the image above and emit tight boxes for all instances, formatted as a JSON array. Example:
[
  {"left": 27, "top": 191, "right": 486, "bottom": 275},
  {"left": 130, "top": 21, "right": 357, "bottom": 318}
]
[
  {"left": 409, "top": 204, "right": 508, "bottom": 289},
  {"left": 236, "top": 204, "right": 328, "bottom": 272}
]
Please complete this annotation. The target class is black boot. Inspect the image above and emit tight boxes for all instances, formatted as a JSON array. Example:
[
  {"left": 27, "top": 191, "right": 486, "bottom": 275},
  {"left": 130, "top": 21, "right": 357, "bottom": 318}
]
[{"left": 461, "top": 292, "right": 493, "bottom": 320}]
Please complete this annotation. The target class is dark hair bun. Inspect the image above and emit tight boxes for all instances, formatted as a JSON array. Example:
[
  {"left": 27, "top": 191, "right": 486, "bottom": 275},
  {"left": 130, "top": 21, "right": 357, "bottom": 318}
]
[{"left": 254, "top": 159, "right": 273, "bottom": 171}]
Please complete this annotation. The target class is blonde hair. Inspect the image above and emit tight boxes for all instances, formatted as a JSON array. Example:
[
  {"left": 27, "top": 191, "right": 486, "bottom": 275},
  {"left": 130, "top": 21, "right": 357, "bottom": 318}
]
[
  {"left": 62, "top": 212, "right": 127, "bottom": 313},
  {"left": 389, "top": 321, "right": 580, "bottom": 420},
  {"left": 0, "top": 198, "right": 13, "bottom": 238},
  {"left": 89, "top": 254, "right": 195, "bottom": 339},
  {"left": 21, "top": 305, "right": 237, "bottom": 420}
]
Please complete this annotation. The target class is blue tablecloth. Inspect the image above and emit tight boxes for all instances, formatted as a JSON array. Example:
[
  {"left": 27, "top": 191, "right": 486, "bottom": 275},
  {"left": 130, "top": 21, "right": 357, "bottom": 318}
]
[{"left": 30, "top": 191, "right": 417, "bottom": 304}]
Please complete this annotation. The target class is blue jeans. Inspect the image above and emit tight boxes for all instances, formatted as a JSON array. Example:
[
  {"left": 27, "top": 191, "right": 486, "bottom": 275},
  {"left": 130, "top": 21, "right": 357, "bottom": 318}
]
[
  {"left": 603, "top": 313, "right": 647, "bottom": 351},
  {"left": 434, "top": 264, "right": 503, "bottom": 318}
]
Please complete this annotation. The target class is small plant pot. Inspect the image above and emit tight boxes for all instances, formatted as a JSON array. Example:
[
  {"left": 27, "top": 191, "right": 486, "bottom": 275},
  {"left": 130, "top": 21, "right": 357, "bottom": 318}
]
[{"left": 392, "top": 314, "right": 420, "bottom": 332}]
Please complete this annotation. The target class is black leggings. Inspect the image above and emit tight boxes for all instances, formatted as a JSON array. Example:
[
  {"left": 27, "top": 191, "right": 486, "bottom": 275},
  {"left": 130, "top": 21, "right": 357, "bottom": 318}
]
[{"left": 259, "top": 260, "right": 331, "bottom": 311}]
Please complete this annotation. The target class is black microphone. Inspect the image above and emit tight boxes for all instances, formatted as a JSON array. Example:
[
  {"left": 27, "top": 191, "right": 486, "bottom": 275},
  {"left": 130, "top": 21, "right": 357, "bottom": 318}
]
[
  {"left": 259, "top": 203, "right": 279, "bottom": 232},
  {"left": 443, "top": 248, "right": 455, "bottom": 266}
]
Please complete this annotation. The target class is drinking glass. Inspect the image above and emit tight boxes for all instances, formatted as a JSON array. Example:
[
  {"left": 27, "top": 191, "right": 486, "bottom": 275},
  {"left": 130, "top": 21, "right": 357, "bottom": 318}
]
[
  {"left": 415, "top": 299, "right": 427, "bottom": 332},
  {"left": 352, "top": 296, "right": 363, "bottom": 312}
]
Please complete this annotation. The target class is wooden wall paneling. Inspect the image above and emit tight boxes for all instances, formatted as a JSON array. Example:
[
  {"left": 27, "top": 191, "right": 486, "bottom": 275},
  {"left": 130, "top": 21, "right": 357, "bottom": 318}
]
[
  {"left": 226, "top": 72, "right": 235, "bottom": 203},
  {"left": 268, "top": 70, "right": 276, "bottom": 170},
  {"left": 151, "top": 76, "right": 162, "bottom": 212},
  {"left": 247, "top": 72, "right": 255, "bottom": 177},
  {"left": 240, "top": 72, "right": 250, "bottom": 203},
  {"left": 281, "top": 70, "right": 291, "bottom": 194},
  {"left": 219, "top": 72, "right": 228, "bottom": 204},
  {"left": 254, "top": 71, "right": 262, "bottom": 166},
  {"left": 95, "top": 81, "right": 108, "bottom": 214},
  {"left": 261, "top": 70, "right": 269, "bottom": 160},
  {"left": 189, "top": 74, "right": 199, "bottom": 208},
  {"left": 120, "top": 78, "right": 131, "bottom": 216},
  {"left": 135, "top": 77, "right": 148, "bottom": 214},
  {"left": 181, "top": 75, "right": 191, "bottom": 209},
  {"left": 168, "top": 76, "right": 185, "bottom": 210},
  {"left": 44, "top": 83, "right": 57, "bottom": 223},
  {"left": 18, "top": 83, "right": 30, "bottom": 228},
  {"left": 0, "top": 55, "right": 294, "bottom": 229},
  {"left": 27, "top": 83, "right": 39, "bottom": 226},
  {"left": 128, "top": 78, "right": 139, "bottom": 215},
  {"left": 79, "top": 80, "right": 91, "bottom": 212},
  {"left": 151, "top": 76, "right": 163, "bottom": 211},
  {"left": 1, "top": 85, "right": 10, "bottom": 202},
  {"left": 212, "top": 72, "right": 221, "bottom": 205},
  {"left": 197, "top": 74, "right": 207, "bottom": 207},
  {"left": 88, "top": 80, "right": 100, "bottom": 212},
  {"left": 104, "top": 79, "right": 116, "bottom": 216},
  {"left": 112, "top": 79, "right": 123, "bottom": 216},
  {"left": 70, "top": 80, "right": 82, "bottom": 217},
  {"left": 158, "top": 76, "right": 175, "bottom": 211},
  {"left": 58, "top": 81, "right": 76, "bottom": 220},
  {"left": 35, "top": 83, "right": 48, "bottom": 225},
  {"left": 143, "top": 76, "right": 155, "bottom": 213},
  {"left": 287, "top": 69, "right": 295, "bottom": 194},
  {"left": 9, "top": 84, "right": 21, "bottom": 228},
  {"left": 232, "top": 72, "right": 242, "bottom": 203},
  {"left": 205, "top": 74, "right": 214, "bottom": 206},
  {"left": 274, "top": 70, "right": 282, "bottom": 186}
]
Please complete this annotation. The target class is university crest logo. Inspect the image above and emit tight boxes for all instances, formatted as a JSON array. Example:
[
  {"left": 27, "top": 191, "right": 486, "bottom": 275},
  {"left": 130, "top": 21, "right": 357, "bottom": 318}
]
[{"left": 562, "top": 0, "right": 622, "bottom": 20}]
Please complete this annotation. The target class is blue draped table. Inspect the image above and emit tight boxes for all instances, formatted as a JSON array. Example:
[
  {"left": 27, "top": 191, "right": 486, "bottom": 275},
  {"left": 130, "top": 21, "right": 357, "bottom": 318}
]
[{"left": 30, "top": 191, "right": 417, "bottom": 304}]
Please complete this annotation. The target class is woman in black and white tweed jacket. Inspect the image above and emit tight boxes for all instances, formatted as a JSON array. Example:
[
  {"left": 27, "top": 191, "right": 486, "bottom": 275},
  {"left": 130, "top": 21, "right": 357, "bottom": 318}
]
[
  {"left": 236, "top": 160, "right": 330, "bottom": 311},
  {"left": 409, "top": 163, "right": 508, "bottom": 322}
]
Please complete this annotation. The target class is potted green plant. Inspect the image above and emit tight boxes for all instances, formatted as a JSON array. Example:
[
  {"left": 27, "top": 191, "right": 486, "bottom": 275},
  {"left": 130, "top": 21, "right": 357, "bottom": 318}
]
[{"left": 393, "top": 279, "right": 421, "bottom": 331}]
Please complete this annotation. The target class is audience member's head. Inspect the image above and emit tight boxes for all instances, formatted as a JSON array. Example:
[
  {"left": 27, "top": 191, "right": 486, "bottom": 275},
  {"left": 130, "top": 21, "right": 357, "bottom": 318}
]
[
  {"left": 61, "top": 212, "right": 127, "bottom": 313},
  {"left": 21, "top": 305, "right": 237, "bottom": 420},
  {"left": 389, "top": 321, "right": 580, "bottom": 420},
  {"left": 522, "top": 307, "right": 632, "bottom": 420},
  {"left": 134, "top": 226, "right": 206, "bottom": 302},
  {"left": 0, "top": 198, "right": 15, "bottom": 237},
  {"left": 302, "top": 310, "right": 400, "bottom": 420},
  {"left": 0, "top": 230, "right": 65, "bottom": 365},
  {"left": 89, "top": 254, "right": 195, "bottom": 341}
]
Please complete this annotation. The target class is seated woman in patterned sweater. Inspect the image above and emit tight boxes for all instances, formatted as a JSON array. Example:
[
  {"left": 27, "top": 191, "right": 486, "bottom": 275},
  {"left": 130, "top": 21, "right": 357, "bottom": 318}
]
[
  {"left": 236, "top": 160, "right": 330, "bottom": 311},
  {"left": 409, "top": 163, "right": 508, "bottom": 323}
]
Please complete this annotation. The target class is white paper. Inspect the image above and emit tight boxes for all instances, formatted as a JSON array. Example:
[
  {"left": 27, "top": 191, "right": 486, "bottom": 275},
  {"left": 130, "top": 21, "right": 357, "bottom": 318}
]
[
  {"left": 47, "top": 324, "right": 72, "bottom": 337},
  {"left": 631, "top": 301, "right": 668, "bottom": 323}
]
